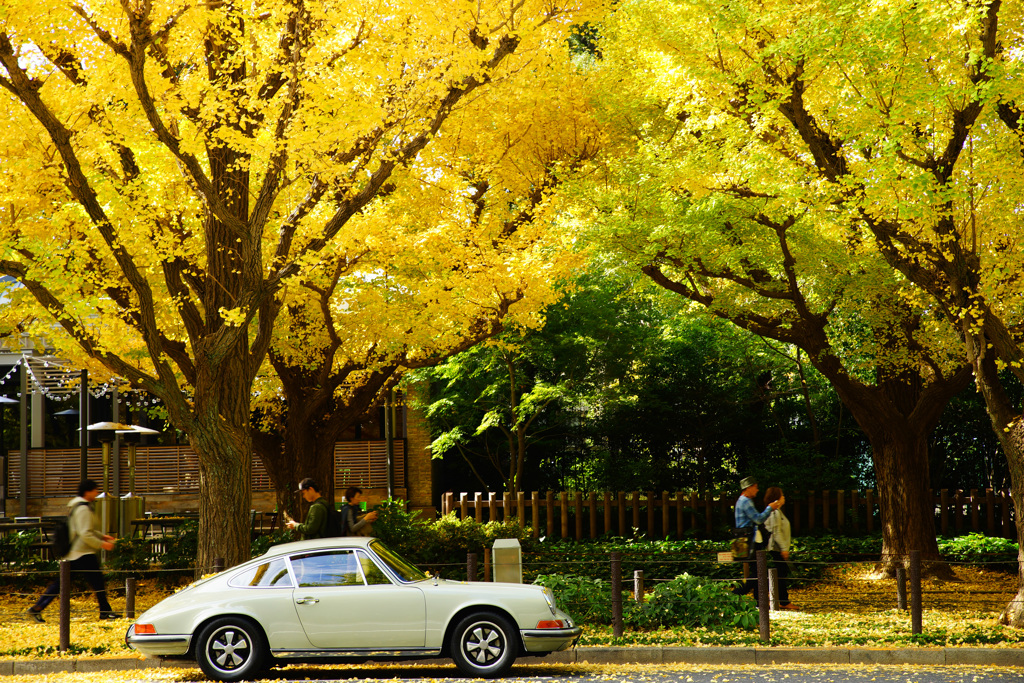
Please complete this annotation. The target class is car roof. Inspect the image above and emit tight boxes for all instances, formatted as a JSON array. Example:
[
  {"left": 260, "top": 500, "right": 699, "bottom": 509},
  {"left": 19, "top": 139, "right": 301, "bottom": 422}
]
[{"left": 258, "top": 536, "right": 376, "bottom": 559}]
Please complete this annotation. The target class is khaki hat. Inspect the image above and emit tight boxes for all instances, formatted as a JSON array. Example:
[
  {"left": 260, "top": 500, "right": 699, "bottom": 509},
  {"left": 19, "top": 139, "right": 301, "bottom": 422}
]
[{"left": 739, "top": 476, "right": 758, "bottom": 490}]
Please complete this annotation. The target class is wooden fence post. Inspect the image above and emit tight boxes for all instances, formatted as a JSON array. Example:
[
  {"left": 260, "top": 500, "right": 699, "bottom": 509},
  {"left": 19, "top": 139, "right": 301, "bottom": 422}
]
[
  {"left": 634, "top": 570, "right": 645, "bottom": 603},
  {"left": 532, "top": 491, "right": 541, "bottom": 538},
  {"left": 866, "top": 489, "right": 874, "bottom": 533},
  {"left": 575, "top": 492, "right": 583, "bottom": 540},
  {"left": 560, "top": 492, "right": 570, "bottom": 538},
  {"left": 603, "top": 492, "right": 612, "bottom": 536},
  {"left": 618, "top": 492, "right": 627, "bottom": 536},
  {"left": 546, "top": 491, "right": 555, "bottom": 538},
  {"left": 489, "top": 491, "right": 498, "bottom": 523},
  {"left": 459, "top": 493, "right": 468, "bottom": 520},
  {"left": 850, "top": 490, "right": 859, "bottom": 533},
  {"left": 588, "top": 492, "right": 597, "bottom": 539},
  {"left": 661, "top": 491, "right": 670, "bottom": 540},
  {"left": 631, "top": 491, "right": 641, "bottom": 534},
  {"left": 836, "top": 490, "right": 844, "bottom": 529},
  {"left": 986, "top": 488, "right": 996, "bottom": 534},
  {"left": 646, "top": 491, "right": 655, "bottom": 538},
  {"left": 807, "top": 490, "right": 816, "bottom": 531}
]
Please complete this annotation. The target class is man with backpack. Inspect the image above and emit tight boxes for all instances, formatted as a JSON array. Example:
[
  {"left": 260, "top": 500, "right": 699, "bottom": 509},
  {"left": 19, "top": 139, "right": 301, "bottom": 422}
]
[
  {"left": 286, "top": 478, "right": 337, "bottom": 539},
  {"left": 27, "top": 479, "right": 118, "bottom": 622}
]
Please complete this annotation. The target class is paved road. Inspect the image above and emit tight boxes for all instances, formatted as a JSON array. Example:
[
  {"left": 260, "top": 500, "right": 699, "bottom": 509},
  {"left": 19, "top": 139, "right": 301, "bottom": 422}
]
[{"left": 112, "top": 662, "right": 1024, "bottom": 683}]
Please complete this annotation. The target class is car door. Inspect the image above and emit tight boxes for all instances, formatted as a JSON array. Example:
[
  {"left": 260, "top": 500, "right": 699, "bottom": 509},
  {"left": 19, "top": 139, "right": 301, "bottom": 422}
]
[{"left": 289, "top": 549, "right": 426, "bottom": 649}]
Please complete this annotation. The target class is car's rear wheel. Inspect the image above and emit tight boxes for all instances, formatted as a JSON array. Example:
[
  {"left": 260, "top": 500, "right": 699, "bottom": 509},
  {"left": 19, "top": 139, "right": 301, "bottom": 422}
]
[
  {"left": 450, "top": 611, "right": 518, "bottom": 678},
  {"left": 195, "top": 617, "right": 267, "bottom": 682}
]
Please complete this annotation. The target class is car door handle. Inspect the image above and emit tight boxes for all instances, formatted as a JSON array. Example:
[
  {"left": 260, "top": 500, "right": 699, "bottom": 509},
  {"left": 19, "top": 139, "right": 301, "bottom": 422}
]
[{"left": 295, "top": 597, "right": 320, "bottom": 604}]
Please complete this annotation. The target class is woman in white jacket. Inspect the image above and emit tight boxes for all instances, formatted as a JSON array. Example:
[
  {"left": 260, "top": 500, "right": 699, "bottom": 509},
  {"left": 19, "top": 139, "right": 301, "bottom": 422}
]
[{"left": 764, "top": 486, "right": 797, "bottom": 610}]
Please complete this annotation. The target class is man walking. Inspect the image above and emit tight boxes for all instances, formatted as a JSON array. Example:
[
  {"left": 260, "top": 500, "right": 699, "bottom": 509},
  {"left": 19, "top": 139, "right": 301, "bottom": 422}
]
[
  {"left": 27, "top": 479, "right": 118, "bottom": 621},
  {"left": 733, "top": 475, "right": 784, "bottom": 598},
  {"left": 285, "top": 478, "right": 330, "bottom": 540}
]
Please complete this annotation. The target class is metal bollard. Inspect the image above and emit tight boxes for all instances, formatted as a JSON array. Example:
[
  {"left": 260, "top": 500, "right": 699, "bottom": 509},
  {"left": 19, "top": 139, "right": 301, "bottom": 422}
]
[
  {"left": 126, "top": 577, "right": 137, "bottom": 619},
  {"left": 467, "top": 553, "right": 478, "bottom": 582},
  {"left": 757, "top": 550, "right": 770, "bottom": 642},
  {"left": 896, "top": 567, "right": 907, "bottom": 611},
  {"left": 610, "top": 552, "right": 623, "bottom": 637},
  {"left": 634, "top": 569, "right": 645, "bottom": 603},
  {"left": 910, "top": 550, "right": 922, "bottom": 634},
  {"left": 213, "top": 557, "right": 225, "bottom": 573},
  {"left": 59, "top": 560, "right": 71, "bottom": 652}
]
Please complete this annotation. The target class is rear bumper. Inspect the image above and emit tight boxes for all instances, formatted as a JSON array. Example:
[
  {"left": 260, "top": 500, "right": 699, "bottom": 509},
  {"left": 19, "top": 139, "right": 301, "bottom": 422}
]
[{"left": 125, "top": 625, "right": 191, "bottom": 657}]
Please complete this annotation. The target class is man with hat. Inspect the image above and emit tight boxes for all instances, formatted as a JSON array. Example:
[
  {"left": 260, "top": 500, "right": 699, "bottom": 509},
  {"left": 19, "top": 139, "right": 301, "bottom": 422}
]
[
  {"left": 286, "top": 478, "right": 330, "bottom": 540},
  {"left": 733, "top": 475, "right": 784, "bottom": 598}
]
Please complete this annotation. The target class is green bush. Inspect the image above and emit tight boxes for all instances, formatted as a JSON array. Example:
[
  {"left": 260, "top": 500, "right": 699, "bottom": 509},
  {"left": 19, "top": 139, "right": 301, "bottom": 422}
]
[
  {"left": 938, "top": 532, "right": 1017, "bottom": 567},
  {"left": 159, "top": 520, "right": 198, "bottom": 573},
  {"left": 534, "top": 572, "right": 757, "bottom": 630},
  {"left": 109, "top": 537, "right": 151, "bottom": 576},
  {"left": 627, "top": 573, "right": 758, "bottom": 630},
  {"left": 534, "top": 573, "right": 614, "bottom": 623}
]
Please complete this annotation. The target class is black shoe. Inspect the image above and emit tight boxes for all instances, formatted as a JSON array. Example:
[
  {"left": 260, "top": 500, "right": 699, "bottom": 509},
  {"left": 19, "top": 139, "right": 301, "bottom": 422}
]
[
  {"left": 99, "top": 611, "right": 122, "bottom": 620},
  {"left": 26, "top": 609, "right": 44, "bottom": 623}
]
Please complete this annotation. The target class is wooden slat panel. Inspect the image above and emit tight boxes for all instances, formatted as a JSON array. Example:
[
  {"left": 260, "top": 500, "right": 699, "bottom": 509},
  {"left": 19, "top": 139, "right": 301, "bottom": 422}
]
[{"left": 334, "top": 441, "right": 406, "bottom": 489}]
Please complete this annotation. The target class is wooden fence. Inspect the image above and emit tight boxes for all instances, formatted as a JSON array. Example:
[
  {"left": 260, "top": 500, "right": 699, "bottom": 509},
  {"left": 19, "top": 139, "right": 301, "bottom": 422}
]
[{"left": 440, "top": 489, "right": 1017, "bottom": 540}]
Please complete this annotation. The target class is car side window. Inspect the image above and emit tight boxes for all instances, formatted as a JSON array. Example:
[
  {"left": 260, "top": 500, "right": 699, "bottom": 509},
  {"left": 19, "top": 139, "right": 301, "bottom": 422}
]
[
  {"left": 356, "top": 550, "right": 392, "bottom": 585},
  {"left": 229, "top": 558, "right": 292, "bottom": 588},
  {"left": 291, "top": 550, "right": 364, "bottom": 587}
]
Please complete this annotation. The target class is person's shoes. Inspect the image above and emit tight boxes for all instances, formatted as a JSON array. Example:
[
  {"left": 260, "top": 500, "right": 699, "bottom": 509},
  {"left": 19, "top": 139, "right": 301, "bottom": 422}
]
[
  {"left": 99, "top": 611, "right": 122, "bottom": 620},
  {"left": 26, "top": 609, "right": 44, "bottom": 623},
  {"left": 780, "top": 603, "right": 799, "bottom": 610}
]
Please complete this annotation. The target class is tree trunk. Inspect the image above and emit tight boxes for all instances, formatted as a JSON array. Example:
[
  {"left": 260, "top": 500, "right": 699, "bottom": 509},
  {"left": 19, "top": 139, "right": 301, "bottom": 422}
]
[
  {"left": 814, "top": 361, "right": 969, "bottom": 580},
  {"left": 867, "top": 429, "right": 950, "bottom": 578},
  {"left": 189, "top": 423, "right": 253, "bottom": 573}
]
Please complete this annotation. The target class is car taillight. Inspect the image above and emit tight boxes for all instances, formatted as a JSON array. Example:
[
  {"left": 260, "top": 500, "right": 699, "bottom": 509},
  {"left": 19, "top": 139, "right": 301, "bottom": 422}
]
[
  {"left": 134, "top": 624, "right": 157, "bottom": 634},
  {"left": 536, "top": 620, "right": 564, "bottom": 629}
]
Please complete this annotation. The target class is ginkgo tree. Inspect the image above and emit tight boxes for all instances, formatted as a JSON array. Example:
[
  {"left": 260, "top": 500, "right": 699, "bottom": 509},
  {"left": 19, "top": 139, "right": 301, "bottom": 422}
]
[
  {"left": 585, "top": 0, "right": 1024, "bottom": 615},
  {"left": 253, "top": 56, "right": 601, "bottom": 510},
  {"left": 0, "top": 0, "right": 599, "bottom": 568},
  {"left": 579, "top": 0, "right": 987, "bottom": 577}
]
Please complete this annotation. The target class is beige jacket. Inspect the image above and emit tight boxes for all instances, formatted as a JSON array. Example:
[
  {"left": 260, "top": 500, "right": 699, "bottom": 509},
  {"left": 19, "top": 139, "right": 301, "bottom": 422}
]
[{"left": 65, "top": 497, "right": 104, "bottom": 561}]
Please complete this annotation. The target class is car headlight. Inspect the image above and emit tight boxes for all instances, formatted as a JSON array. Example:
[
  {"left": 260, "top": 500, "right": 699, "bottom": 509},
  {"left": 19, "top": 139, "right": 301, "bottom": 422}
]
[{"left": 542, "top": 587, "right": 558, "bottom": 615}]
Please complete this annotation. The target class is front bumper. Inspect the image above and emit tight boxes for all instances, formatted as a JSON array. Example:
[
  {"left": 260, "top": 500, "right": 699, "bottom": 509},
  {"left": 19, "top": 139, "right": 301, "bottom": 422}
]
[
  {"left": 125, "top": 624, "right": 192, "bottom": 657},
  {"left": 520, "top": 626, "right": 582, "bottom": 653}
]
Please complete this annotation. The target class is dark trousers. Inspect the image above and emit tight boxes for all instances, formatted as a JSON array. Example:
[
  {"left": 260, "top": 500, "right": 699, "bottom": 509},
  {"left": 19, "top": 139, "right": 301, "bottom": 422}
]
[
  {"left": 769, "top": 550, "right": 791, "bottom": 605},
  {"left": 33, "top": 553, "right": 112, "bottom": 614},
  {"left": 733, "top": 531, "right": 770, "bottom": 598}
]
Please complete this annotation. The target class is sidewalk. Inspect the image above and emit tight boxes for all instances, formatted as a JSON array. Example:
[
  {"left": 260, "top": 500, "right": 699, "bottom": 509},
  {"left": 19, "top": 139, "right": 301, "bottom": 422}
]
[{"left": 1, "top": 646, "right": 1022, "bottom": 675}]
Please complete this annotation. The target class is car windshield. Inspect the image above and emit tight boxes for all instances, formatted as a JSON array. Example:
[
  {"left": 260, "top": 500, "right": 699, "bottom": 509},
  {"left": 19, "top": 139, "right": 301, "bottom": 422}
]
[{"left": 369, "top": 540, "right": 428, "bottom": 582}]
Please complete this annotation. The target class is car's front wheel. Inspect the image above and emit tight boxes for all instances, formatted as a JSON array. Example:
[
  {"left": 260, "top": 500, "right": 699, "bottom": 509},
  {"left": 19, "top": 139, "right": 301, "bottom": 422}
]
[
  {"left": 195, "top": 617, "right": 267, "bottom": 682},
  {"left": 450, "top": 611, "right": 518, "bottom": 678}
]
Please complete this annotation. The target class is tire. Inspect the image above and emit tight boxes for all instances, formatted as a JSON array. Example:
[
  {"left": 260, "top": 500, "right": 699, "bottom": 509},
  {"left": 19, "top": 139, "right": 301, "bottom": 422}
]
[
  {"left": 195, "top": 617, "right": 267, "bottom": 682},
  {"left": 450, "top": 611, "right": 518, "bottom": 678}
]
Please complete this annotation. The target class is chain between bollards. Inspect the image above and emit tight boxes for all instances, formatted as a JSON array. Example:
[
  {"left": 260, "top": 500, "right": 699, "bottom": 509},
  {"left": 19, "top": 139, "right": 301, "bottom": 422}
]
[{"left": 610, "top": 551, "right": 623, "bottom": 638}]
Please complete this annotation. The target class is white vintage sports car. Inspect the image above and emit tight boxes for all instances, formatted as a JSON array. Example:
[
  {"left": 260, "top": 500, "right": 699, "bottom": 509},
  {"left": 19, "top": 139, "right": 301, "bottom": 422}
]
[{"left": 126, "top": 537, "right": 580, "bottom": 680}]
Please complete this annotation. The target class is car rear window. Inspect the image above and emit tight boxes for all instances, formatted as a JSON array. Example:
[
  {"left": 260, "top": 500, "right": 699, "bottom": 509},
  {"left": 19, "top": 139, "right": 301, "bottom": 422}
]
[{"left": 229, "top": 558, "right": 292, "bottom": 588}]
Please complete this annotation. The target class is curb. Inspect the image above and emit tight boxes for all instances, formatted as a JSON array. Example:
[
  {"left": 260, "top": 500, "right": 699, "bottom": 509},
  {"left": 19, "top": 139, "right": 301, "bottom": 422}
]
[{"left": 1, "top": 647, "right": 1022, "bottom": 675}]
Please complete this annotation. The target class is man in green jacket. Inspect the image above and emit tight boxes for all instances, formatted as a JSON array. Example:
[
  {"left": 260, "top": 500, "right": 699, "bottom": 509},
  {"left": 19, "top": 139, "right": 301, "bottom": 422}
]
[{"left": 285, "top": 478, "right": 329, "bottom": 540}]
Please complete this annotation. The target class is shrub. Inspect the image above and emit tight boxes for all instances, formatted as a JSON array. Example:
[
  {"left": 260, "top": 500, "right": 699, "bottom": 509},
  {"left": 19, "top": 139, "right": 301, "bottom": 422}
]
[
  {"left": 534, "top": 572, "right": 758, "bottom": 630},
  {"left": 534, "top": 573, "right": 614, "bottom": 624},
  {"left": 109, "top": 537, "right": 151, "bottom": 576},
  {"left": 938, "top": 532, "right": 1017, "bottom": 568},
  {"left": 628, "top": 573, "right": 758, "bottom": 630}
]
